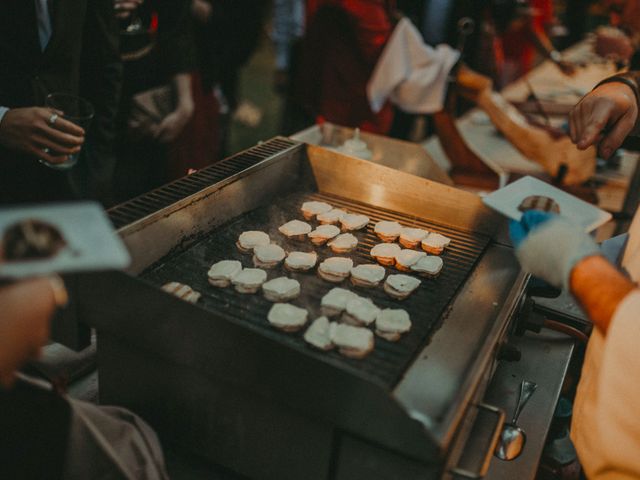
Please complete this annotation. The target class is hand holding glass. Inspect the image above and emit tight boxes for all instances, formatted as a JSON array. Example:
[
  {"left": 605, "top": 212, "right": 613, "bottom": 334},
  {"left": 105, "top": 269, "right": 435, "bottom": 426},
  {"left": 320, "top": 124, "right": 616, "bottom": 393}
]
[{"left": 39, "top": 93, "right": 94, "bottom": 170}]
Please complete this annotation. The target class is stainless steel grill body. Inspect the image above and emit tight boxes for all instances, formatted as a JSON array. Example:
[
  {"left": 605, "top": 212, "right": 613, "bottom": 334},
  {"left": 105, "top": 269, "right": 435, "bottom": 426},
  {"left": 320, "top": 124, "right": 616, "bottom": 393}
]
[{"left": 79, "top": 139, "right": 526, "bottom": 479}]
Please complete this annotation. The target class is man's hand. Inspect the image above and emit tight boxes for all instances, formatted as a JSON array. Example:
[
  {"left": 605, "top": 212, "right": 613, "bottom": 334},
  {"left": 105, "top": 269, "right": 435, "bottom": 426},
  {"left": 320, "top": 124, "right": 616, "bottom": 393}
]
[
  {"left": 595, "top": 30, "right": 634, "bottom": 62},
  {"left": 114, "top": 0, "right": 143, "bottom": 20},
  {"left": 154, "top": 104, "right": 194, "bottom": 144},
  {"left": 510, "top": 211, "right": 600, "bottom": 290},
  {"left": 569, "top": 82, "right": 638, "bottom": 158},
  {"left": 0, "top": 107, "right": 84, "bottom": 165},
  {"left": 0, "top": 278, "right": 57, "bottom": 388}
]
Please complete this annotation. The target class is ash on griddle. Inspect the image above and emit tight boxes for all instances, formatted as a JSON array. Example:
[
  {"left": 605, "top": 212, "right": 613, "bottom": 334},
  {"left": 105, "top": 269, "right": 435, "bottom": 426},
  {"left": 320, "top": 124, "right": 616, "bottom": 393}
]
[{"left": 1, "top": 219, "right": 67, "bottom": 262}]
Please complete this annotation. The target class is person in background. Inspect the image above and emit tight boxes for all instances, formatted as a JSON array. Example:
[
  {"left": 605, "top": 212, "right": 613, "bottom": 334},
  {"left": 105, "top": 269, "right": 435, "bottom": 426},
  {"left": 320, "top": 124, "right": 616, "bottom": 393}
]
[
  {"left": 497, "top": 0, "right": 574, "bottom": 86},
  {"left": 0, "top": 277, "right": 169, "bottom": 478},
  {"left": 112, "top": 0, "right": 196, "bottom": 203},
  {"left": 294, "top": 0, "right": 397, "bottom": 134},
  {"left": 594, "top": 0, "right": 640, "bottom": 68},
  {"left": 511, "top": 71, "right": 640, "bottom": 478},
  {"left": 0, "top": 0, "right": 122, "bottom": 205}
]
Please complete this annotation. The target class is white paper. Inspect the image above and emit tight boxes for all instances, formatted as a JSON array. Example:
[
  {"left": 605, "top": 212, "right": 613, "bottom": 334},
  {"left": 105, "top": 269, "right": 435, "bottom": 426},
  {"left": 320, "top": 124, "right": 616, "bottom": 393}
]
[
  {"left": 0, "top": 202, "right": 130, "bottom": 278},
  {"left": 482, "top": 176, "right": 612, "bottom": 232}
]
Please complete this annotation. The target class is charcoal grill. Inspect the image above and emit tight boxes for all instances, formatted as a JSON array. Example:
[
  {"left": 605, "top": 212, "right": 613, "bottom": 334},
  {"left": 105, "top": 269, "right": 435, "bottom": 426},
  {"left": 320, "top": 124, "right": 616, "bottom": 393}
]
[{"left": 78, "top": 138, "right": 527, "bottom": 480}]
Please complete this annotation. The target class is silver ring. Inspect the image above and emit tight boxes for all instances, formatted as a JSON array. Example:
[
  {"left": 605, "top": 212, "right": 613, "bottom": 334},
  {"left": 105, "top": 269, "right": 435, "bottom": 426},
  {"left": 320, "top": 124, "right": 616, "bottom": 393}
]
[
  {"left": 48, "top": 113, "right": 58, "bottom": 125},
  {"left": 43, "top": 147, "right": 50, "bottom": 154}
]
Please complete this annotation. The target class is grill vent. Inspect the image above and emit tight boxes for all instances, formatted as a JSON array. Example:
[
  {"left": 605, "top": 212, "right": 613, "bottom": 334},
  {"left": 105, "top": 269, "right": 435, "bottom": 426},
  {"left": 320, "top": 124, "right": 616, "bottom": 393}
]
[{"left": 108, "top": 137, "right": 299, "bottom": 228}]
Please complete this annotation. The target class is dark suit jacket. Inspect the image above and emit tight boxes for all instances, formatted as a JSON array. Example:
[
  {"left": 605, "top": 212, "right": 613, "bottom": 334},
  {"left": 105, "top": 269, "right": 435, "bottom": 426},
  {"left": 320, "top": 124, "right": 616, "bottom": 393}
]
[{"left": 0, "top": 0, "right": 122, "bottom": 204}]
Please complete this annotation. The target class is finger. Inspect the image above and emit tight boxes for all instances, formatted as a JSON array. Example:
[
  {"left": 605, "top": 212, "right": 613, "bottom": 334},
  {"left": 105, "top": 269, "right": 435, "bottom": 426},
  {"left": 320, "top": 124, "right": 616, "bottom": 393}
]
[
  {"left": 599, "top": 113, "right": 637, "bottom": 158},
  {"left": 40, "top": 124, "right": 84, "bottom": 147},
  {"left": 30, "top": 146, "right": 69, "bottom": 165},
  {"left": 569, "top": 107, "right": 578, "bottom": 143},
  {"left": 51, "top": 116, "right": 85, "bottom": 136},
  {"left": 578, "top": 106, "right": 612, "bottom": 150},
  {"left": 32, "top": 135, "right": 82, "bottom": 155}
]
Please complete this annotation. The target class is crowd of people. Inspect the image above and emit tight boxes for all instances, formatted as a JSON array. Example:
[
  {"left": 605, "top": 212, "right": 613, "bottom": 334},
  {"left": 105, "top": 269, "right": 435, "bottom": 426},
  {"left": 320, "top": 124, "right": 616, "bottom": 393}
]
[{"left": 3, "top": 0, "right": 640, "bottom": 479}]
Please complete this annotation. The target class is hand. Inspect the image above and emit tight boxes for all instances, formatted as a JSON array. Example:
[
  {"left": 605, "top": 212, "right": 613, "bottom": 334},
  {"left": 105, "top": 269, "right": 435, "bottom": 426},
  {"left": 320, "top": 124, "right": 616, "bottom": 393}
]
[
  {"left": 154, "top": 103, "right": 194, "bottom": 144},
  {"left": 0, "top": 278, "right": 57, "bottom": 388},
  {"left": 191, "top": 0, "right": 212, "bottom": 23},
  {"left": 509, "top": 210, "right": 600, "bottom": 290},
  {"left": 114, "top": 0, "right": 143, "bottom": 20},
  {"left": 569, "top": 81, "right": 638, "bottom": 158},
  {"left": 0, "top": 107, "right": 84, "bottom": 165},
  {"left": 595, "top": 30, "right": 634, "bottom": 62}
]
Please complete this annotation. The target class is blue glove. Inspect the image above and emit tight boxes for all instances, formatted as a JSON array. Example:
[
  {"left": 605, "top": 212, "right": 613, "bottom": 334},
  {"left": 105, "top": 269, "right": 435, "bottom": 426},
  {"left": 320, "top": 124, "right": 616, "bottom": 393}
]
[
  {"left": 509, "top": 210, "right": 558, "bottom": 249},
  {"left": 510, "top": 211, "right": 600, "bottom": 290}
]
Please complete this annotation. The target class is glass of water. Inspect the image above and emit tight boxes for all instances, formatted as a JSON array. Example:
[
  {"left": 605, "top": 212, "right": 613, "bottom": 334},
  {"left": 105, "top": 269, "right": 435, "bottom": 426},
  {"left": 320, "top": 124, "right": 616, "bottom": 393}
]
[{"left": 40, "top": 93, "right": 94, "bottom": 170}]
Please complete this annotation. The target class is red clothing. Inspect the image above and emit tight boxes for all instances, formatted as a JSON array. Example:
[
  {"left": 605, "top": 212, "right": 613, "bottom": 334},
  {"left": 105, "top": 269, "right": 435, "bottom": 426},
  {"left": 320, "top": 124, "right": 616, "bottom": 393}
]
[
  {"left": 500, "top": 0, "right": 553, "bottom": 82},
  {"left": 296, "top": 0, "right": 394, "bottom": 134}
]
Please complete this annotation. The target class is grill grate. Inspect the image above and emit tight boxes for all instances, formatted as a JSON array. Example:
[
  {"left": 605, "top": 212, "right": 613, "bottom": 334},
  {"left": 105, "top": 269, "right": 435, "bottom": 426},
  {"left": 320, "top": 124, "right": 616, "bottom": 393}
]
[
  {"left": 141, "top": 192, "right": 490, "bottom": 388},
  {"left": 108, "top": 138, "right": 299, "bottom": 229}
]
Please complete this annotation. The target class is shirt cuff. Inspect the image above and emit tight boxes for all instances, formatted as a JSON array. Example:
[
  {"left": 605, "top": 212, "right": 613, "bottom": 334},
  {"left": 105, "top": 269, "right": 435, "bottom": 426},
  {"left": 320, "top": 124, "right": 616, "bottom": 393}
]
[{"left": 0, "top": 106, "right": 9, "bottom": 126}]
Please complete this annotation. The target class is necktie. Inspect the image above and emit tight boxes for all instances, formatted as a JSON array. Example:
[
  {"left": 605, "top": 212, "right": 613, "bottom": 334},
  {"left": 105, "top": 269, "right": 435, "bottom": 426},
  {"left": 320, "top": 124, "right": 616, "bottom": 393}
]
[{"left": 35, "top": 0, "right": 53, "bottom": 51}]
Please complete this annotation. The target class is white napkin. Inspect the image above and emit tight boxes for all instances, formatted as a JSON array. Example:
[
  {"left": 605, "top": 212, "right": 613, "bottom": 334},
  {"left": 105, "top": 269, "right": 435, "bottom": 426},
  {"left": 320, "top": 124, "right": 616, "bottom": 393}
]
[{"left": 367, "top": 18, "right": 460, "bottom": 114}]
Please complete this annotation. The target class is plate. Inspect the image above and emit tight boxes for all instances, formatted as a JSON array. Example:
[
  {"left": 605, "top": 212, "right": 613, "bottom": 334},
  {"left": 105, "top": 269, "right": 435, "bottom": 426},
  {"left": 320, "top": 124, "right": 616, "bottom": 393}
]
[
  {"left": 482, "top": 176, "right": 612, "bottom": 232},
  {"left": 0, "top": 202, "right": 130, "bottom": 278}
]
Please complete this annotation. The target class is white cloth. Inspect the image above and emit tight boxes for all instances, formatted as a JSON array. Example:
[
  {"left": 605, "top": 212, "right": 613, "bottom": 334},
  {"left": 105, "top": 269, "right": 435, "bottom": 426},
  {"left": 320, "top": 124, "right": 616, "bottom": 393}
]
[
  {"left": 571, "top": 209, "right": 640, "bottom": 479},
  {"left": 367, "top": 17, "right": 460, "bottom": 115}
]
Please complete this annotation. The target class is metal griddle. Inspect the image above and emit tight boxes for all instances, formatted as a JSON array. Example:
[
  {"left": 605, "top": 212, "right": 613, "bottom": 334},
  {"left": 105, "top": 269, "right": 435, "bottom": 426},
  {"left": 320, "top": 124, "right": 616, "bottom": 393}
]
[
  {"left": 78, "top": 138, "right": 526, "bottom": 480},
  {"left": 141, "top": 191, "right": 489, "bottom": 387}
]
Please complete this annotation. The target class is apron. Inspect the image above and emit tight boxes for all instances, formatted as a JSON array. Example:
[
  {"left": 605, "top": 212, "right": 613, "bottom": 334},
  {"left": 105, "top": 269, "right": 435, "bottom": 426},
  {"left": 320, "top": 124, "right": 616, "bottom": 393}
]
[{"left": 571, "top": 209, "right": 640, "bottom": 479}]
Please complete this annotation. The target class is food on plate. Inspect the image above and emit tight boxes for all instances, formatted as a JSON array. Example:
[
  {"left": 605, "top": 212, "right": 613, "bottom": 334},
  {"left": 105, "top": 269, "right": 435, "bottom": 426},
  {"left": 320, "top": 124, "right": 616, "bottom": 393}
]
[
  {"left": 330, "top": 324, "right": 375, "bottom": 359},
  {"left": 207, "top": 260, "right": 243, "bottom": 287},
  {"left": 370, "top": 243, "right": 401, "bottom": 266},
  {"left": 267, "top": 303, "right": 309, "bottom": 332},
  {"left": 301, "top": 201, "right": 333, "bottom": 220},
  {"left": 236, "top": 231, "right": 270, "bottom": 254},
  {"left": 1, "top": 219, "right": 67, "bottom": 261},
  {"left": 321, "top": 287, "right": 359, "bottom": 317},
  {"left": 395, "top": 249, "right": 426, "bottom": 272},
  {"left": 398, "top": 227, "right": 428, "bottom": 249},
  {"left": 284, "top": 251, "right": 318, "bottom": 272},
  {"left": 252, "top": 244, "right": 286, "bottom": 269},
  {"left": 343, "top": 297, "right": 380, "bottom": 327},
  {"left": 318, "top": 257, "right": 353, "bottom": 283},
  {"left": 375, "top": 309, "right": 412, "bottom": 341},
  {"left": 279, "top": 220, "right": 312, "bottom": 241},
  {"left": 317, "top": 208, "right": 347, "bottom": 225},
  {"left": 304, "top": 316, "right": 337, "bottom": 351},
  {"left": 340, "top": 213, "right": 369, "bottom": 231},
  {"left": 518, "top": 195, "right": 560, "bottom": 214},
  {"left": 411, "top": 255, "right": 444, "bottom": 278},
  {"left": 421, "top": 232, "right": 451, "bottom": 255},
  {"left": 308, "top": 224, "right": 340, "bottom": 246},
  {"left": 162, "top": 282, "right": 201, "bottom": 304},
  {"left": 384, "top": 274, "right": 421, "bottom": 300},
  {"left": 374, "top": 220, "right": 402, "bottom": 242},
  {"left": 231, "top": 268, "right": 268, "bottom": 293},
  {"left": 350, "top": 264, "right": 386, "bottom": 287},
  {"left": 327, "top": 233, "right": 358, "bottom": 253},
  {"left": 262, "top": 276, "right": 301, "bottom": 302}
]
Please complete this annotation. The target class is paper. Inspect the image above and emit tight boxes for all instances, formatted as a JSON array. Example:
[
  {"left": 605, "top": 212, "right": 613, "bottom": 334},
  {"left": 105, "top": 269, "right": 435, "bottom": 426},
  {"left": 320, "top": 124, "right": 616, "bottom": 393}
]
[
  {"left": 482, "top": 176, "right": 612, "bottom": 232},
  {"left": 0, "top": 202, "right": 130, "bottom": 278}
]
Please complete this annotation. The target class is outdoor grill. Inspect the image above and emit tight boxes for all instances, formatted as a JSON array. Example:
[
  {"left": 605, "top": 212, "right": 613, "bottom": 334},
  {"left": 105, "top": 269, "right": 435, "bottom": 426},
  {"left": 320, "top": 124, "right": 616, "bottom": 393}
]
[{"left": 78, "top": 137, "right": 528, "bottom": 479}]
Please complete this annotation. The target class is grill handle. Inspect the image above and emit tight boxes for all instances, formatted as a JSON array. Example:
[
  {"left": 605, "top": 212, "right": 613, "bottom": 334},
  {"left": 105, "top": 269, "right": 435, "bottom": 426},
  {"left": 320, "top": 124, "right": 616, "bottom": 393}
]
[{"left": 449, "top": 403, "right": 505, "bottom": 479}]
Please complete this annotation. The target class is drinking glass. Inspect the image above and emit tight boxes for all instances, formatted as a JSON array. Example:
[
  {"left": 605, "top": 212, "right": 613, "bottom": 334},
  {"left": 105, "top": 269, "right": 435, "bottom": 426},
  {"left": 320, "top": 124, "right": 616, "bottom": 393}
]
[{"left": 40, "top": 93, "right": 94, "bottom": 171}]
